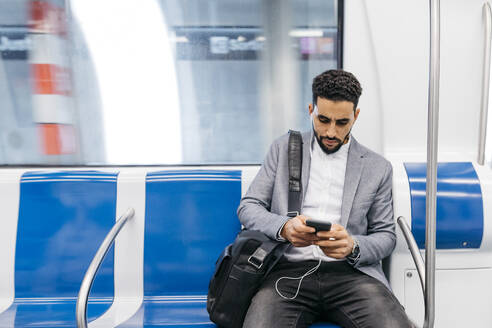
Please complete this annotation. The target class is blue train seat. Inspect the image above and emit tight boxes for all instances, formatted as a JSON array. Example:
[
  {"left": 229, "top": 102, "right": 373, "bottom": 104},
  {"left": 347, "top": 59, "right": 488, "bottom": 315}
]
[
  {"left": 0, "top": 171, "right": 118, "bottom": 327},
  {"left": 116, "top": 169, "right": 339, "bottom": 328},
  {"left": 117, "top": 170, "right": 241, "bottom": 327},
  {"left": 388, "top": 161, "right": 489, "bottom": 326},
  {"left": 404, "top": 162, "right": 483, "bottom": 249}
]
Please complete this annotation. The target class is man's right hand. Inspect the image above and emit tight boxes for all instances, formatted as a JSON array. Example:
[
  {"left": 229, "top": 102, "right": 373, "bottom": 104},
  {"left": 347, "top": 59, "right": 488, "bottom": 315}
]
[{"left": 280, "top": 215, "right": 319, "bottom": 247}]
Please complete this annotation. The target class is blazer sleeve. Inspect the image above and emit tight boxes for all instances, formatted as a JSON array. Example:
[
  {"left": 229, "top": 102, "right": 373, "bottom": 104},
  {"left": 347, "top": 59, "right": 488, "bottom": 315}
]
[
  {"left": 237, "top": 139, "right": 290, "bottom": 240},
  {"left": 352, "top": 161, "right": 396, "bottom": 267}
]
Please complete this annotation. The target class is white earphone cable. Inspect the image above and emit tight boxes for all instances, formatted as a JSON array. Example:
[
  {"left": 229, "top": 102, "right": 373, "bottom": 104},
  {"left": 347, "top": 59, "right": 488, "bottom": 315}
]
[{"left": 275, "top": 258, "right": 322, "bottom": 300}]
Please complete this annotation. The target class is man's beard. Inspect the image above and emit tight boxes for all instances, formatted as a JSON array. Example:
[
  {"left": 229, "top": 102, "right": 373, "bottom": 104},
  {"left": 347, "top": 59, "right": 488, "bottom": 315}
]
[{"left": 314, "top": 128, "right": 351, "bottom": 155}]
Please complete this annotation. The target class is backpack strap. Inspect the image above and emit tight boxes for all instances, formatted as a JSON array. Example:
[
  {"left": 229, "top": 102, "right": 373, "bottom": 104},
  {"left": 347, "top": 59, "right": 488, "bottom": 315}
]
[
  {"left": 287, "top": 130, "right": 303, "bottom": 218},
  {"left": 244, "top": 131, "right": 303, "bottom": 274},
  {"left": 246, "top": 130, "right": 303, "bottom": 270}
]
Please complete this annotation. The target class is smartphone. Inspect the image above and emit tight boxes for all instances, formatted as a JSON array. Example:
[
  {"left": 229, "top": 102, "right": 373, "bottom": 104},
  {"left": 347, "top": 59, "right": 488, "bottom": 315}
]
[{"left": 306, "top": 218, "right": 332, "bottom": 232}]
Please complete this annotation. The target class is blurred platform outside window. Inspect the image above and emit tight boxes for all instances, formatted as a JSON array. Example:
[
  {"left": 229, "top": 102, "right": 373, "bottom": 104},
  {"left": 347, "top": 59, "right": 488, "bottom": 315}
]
[{"left": 0, "top": 0, "right": 341, "bottom": 165}]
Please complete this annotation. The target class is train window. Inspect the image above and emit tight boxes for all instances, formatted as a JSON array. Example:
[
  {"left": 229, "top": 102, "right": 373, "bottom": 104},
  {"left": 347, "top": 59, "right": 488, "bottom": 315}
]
[{"left": 0, "top": 0, "right": 342, "bottom": 165}]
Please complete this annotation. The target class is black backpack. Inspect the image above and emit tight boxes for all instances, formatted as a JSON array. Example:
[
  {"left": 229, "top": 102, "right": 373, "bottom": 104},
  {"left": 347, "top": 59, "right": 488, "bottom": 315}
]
[{"left": 207, "top": 130, "right": 303, "bottom": 328}]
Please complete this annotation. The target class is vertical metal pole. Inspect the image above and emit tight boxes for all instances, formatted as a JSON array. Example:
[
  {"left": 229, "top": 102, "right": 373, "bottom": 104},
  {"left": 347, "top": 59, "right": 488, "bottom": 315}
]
[
  {"left": 479, "top": 3, "right": 492, "bottom": 166},
  {"left": 424, "top": 0, "right": 439, "bottom": 327}
]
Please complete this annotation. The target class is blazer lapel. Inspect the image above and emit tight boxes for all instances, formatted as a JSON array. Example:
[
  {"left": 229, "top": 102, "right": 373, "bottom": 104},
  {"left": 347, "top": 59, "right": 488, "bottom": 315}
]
[
  {"left": 300, "top": 131, "right": 312, "bottom": 209},
  {"left": 340, "top": 137, "right": 365, "bottom": 227}
]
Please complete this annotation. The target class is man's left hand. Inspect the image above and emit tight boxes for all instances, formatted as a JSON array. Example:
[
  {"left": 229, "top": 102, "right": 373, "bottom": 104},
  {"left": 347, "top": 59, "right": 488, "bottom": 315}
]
[{"left": 314, "top": 224, "right": 354, "bottom": 259}]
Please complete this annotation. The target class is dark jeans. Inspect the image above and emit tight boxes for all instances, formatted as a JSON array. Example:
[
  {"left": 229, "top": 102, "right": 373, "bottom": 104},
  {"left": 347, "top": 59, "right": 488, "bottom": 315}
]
[{"left": 243, "top": 259, "right": 414, "bottom": 328}]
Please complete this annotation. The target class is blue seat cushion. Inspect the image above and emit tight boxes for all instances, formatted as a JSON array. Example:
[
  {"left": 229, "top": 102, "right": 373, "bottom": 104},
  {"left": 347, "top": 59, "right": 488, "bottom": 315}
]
[
  {"left": 0, "top": 298, "right": 112, "bottom": 327},
  {"left": 118, "top": 297, "right": 213, "bottom": 327},
  {"left": 117, "top": 297, "right": 340, "bottom": 327}
]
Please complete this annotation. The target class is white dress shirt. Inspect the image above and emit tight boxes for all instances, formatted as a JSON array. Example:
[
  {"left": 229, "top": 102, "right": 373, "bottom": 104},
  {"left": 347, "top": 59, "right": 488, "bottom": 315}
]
[{"left": 283, "top": 132, "right": 351, "bottom": 262}]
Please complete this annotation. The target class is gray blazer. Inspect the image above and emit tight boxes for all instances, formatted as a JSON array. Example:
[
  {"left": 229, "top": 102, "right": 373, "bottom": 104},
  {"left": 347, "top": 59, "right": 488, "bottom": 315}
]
[{"left": 237, "top": 131, "right": 396, "bottom": 289}]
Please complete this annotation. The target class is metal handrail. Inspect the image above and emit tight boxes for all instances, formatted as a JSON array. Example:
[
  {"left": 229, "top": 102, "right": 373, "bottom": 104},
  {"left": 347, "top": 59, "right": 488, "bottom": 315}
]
[
  {"left": 425, "top": 0, "right": 440, "bottom": 327},
  {"left": 479, "top": 2, "right": 492, "bottom": 165},
  {"left": 76, "top": 207, "right": 135, "bottom": 328},
  {"left": 397, "top": 216, "right": 425, "bottom": 300}
]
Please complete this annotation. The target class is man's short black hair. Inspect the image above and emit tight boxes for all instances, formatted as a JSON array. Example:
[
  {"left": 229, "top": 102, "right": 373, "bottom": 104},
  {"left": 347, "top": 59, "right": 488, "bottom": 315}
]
[{"left": 312, "top": 69, "right": 362, "bottom": 111}]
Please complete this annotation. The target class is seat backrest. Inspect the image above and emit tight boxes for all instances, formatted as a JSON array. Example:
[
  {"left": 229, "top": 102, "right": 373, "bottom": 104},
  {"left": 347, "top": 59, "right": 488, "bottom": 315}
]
[
  {"left": 404, "top": 162, "right": 483, "bottom": 249},
  {"left": 144, "top": 169, "right": 241, "bottom": 296},
  {"left": 15, "top": 170, "right": 117, "bottom": 299}
]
